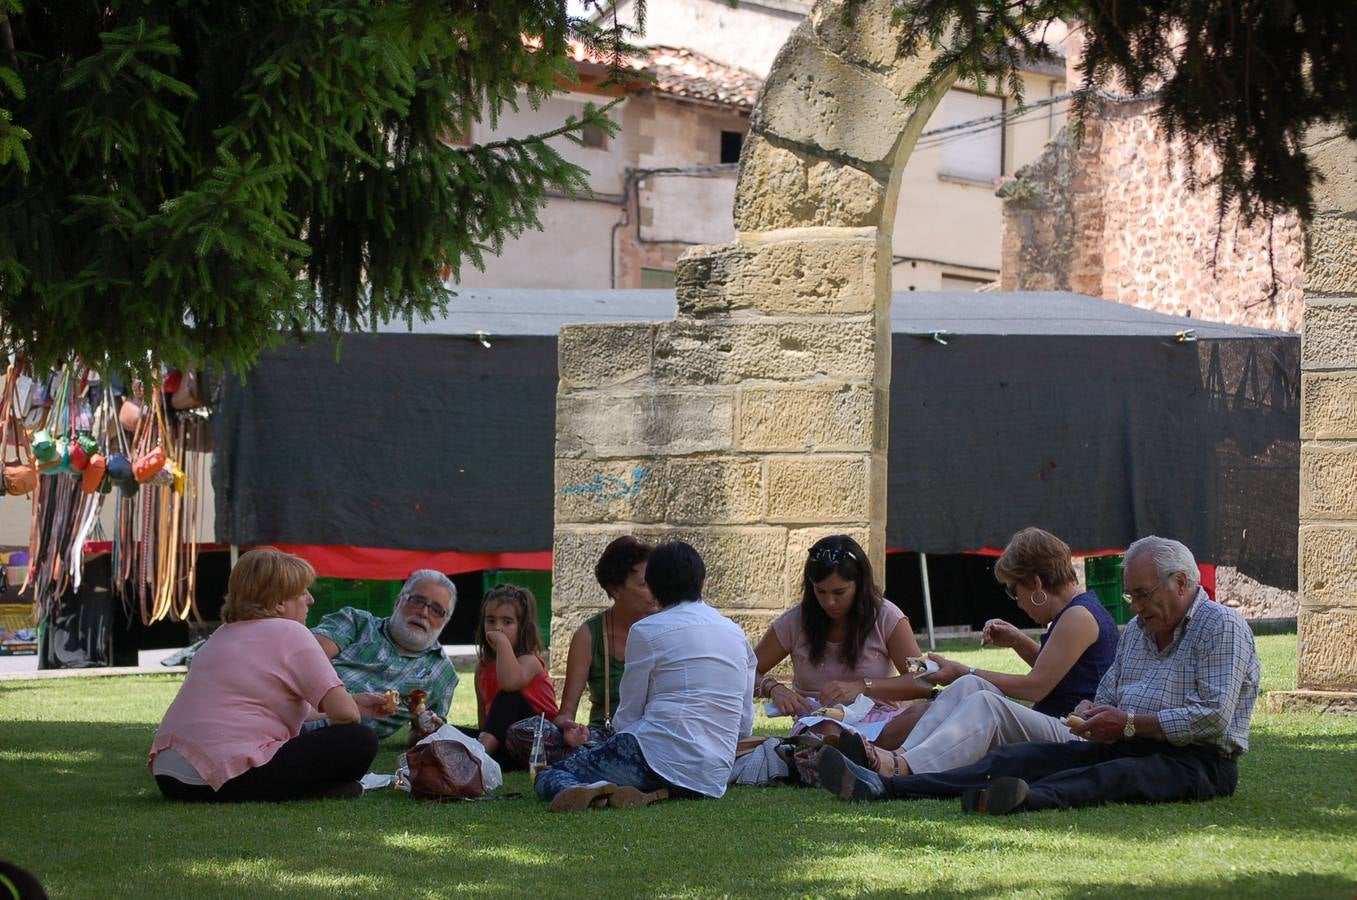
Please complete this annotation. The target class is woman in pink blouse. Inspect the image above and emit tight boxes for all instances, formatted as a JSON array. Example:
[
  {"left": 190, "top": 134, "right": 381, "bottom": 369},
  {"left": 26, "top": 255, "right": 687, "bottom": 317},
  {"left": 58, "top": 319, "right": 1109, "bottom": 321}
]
[
  {"left": 754, "top": 535, "right": 932, "bottom": 736},
  {"left": 148, "top": 548, "right": 384, "bottom": 802}
]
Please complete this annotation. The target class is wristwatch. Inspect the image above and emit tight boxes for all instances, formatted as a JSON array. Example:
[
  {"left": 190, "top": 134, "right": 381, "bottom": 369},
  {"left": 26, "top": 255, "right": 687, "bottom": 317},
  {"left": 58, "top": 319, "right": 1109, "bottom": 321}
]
[
  {"left": 1122, "top": 713, "right": 1136, "bottom": 739},
  {"left": 862, "top": 676, "right": 874, "bottom": 694}
]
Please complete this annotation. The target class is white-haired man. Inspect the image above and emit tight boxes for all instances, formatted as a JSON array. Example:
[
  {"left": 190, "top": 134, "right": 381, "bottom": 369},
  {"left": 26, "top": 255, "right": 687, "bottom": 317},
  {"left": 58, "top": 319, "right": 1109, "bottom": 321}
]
[
  {"left": 311, "top": 569, "right": 459, "bottom": 739},
  {"left": 817, "top": 535, "right": 1261, "bottom": 814}
]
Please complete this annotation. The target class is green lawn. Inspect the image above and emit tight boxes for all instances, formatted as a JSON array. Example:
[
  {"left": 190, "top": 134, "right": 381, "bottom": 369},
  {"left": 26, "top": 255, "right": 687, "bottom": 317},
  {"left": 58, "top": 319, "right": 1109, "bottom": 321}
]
[{"left": 1, "top": 633, "right": 1354, "bottom": 898}]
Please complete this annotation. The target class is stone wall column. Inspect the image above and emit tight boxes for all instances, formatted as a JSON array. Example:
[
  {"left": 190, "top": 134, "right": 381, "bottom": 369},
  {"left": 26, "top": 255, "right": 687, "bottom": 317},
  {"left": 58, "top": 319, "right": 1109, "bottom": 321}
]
[
  {"left": 551, "top": 0, "right": 958, "bottom": 671},
  {"left": 1270, "top": 127, "right": 1357, "bottom": 714}
]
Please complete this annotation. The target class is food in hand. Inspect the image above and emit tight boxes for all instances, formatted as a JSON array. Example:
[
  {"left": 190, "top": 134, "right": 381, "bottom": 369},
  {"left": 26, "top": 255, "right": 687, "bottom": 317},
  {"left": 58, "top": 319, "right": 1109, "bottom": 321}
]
[
  {"left": 904, "top": 657, "right": 930, "bottom": 676},
  {"left": 810, "top": 706, "right": 845, "bottom": 720},
  {"left": 382, "top": 690, "right": 400, "bottom": 715},
  {"left": 1064, "top": 714, "right": 1085, "bottom": 728}
]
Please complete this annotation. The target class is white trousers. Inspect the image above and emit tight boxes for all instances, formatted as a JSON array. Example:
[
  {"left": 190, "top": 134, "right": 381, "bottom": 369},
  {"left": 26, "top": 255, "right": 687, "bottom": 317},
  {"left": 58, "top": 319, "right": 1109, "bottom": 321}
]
[{"left": 900, "top": 674, "right": 1077, "bottom": 775}]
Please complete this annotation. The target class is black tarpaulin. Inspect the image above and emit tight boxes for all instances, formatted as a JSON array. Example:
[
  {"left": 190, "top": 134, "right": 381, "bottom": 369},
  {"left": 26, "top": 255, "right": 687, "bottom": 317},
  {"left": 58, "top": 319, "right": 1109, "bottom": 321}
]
[{"left": 213, "top": 290, "right": 1299, "bottom": 588}]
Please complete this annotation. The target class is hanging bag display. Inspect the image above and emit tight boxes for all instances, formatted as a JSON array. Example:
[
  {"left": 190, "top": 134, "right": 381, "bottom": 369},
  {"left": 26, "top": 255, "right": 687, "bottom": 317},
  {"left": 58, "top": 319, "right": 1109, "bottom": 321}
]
[{"left": 1, "top": 365, "right": 39, "bottom": 497}]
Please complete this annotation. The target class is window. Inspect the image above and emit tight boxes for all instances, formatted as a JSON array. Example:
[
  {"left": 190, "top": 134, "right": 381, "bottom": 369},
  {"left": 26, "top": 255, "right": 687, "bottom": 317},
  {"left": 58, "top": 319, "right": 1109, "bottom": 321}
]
[
  {"left": 581, "top": 121, "right": 608, "bottom": 150},
  {"left": 720, "top": 130, "right": 744, "bottom": 164},
  {"left": 939, "top": 89, "right": 1004, "bottom": 183},
  {"left": 640, "top": 267, "right": 676, "bottom": 289}
]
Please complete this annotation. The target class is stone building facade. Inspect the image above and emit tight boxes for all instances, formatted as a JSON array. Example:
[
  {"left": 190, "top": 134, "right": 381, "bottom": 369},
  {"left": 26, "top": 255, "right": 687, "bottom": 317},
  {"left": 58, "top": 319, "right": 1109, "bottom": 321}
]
[{"left": 998, "top": 94, "right": 1306, "bottom": 333}]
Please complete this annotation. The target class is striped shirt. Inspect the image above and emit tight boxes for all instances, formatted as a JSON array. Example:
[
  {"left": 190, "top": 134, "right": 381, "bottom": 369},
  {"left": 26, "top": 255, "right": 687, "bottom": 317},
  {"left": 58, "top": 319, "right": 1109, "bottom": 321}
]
[
  {"left": 312, "top": 608, "right": 459, "bottom": 739},
  {"left": 1095, "top": 589, "right": 1259, "bottom": 757}
]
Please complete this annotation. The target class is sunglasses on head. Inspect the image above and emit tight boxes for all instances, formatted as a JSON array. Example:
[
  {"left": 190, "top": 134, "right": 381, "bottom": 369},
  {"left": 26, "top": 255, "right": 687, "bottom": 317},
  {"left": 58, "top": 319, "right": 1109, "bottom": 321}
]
[{"left": 809, "top": 546, "right": 857, "bottom": 566}]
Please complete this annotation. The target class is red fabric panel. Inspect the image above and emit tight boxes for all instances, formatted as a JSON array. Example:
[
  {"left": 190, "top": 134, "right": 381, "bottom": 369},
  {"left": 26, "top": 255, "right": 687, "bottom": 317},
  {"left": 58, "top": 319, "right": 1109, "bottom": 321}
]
[
  {"left": 273, "top": 544, "right": 551, "bottom": 580},
  {"left": 1199, "top": 563, "right": 1216, "bottom": 600}
]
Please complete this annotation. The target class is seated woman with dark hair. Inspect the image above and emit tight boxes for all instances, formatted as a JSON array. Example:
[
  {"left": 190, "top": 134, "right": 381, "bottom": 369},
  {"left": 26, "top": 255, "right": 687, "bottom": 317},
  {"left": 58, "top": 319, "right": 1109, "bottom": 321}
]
[
  {"left": 148, "top": 548, "right": 384, "bottom": 802},
  {"left": 507, "top": 537, "right": 656, "bottom": 764},
  {"left": 534, "top": 541, "right": 756, "bottom": 811},
  {"left": 754, "top": 535, "right": 932, "bottom": 740},
  {"left": 829, "top": 527, "right": 1120, "bottom": 779}
]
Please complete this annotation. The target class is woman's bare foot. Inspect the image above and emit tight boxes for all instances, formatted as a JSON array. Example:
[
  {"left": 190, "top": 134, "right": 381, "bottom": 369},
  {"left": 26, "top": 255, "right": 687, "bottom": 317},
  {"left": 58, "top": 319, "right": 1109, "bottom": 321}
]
[
  {"left": 867, "top": 745, "right": 910, "bottom": 777},
  {"left": 478, "top": 732, "right": 499, "bottom": 755}
]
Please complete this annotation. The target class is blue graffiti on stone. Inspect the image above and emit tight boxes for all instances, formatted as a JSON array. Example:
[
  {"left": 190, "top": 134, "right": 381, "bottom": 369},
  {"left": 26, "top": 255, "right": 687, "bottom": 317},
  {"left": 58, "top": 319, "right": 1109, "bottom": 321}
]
[{"left": 561, "top": 467, "right": 650, "bottom": 502}]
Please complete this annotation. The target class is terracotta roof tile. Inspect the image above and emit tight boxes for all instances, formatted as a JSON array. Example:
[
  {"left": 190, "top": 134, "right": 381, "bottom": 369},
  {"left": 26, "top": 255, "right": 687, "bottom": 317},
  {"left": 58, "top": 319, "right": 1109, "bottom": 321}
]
[{"left": 644, "top": 46, "right": 762, "bottom": 110}]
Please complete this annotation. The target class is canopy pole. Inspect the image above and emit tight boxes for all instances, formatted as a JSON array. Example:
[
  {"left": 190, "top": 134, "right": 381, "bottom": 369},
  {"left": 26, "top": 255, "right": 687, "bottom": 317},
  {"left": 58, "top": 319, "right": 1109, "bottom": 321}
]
[{"left": 918, "top": 552, "right": 936, "bottom": 651}]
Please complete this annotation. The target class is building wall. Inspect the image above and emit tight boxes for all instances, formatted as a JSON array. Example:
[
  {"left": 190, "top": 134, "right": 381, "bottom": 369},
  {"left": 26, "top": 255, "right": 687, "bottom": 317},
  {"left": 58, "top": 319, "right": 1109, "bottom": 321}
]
[
  {"left": 615, "top": 0, "right": 809, "bottom": 76},
  {"left": 890, "top": 74, "right": 1067, "bottom": 289},
  {"left": 1000, "top": 95, "right": 1306, "bottom": 332}
]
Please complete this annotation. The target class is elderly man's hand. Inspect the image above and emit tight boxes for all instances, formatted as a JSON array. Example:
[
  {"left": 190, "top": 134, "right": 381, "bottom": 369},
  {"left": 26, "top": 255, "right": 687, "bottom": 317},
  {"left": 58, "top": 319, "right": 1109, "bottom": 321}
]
[
  {"left": 1070, "top": 705, "right": 1128, "bottom": 743},
  {"left": 353, "top": 692, "right": 397, "bottom": 718}
]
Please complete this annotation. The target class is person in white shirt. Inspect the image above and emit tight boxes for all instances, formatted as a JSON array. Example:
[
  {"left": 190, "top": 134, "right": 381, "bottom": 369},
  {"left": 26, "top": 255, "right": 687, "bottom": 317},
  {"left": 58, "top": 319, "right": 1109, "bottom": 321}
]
[{"left": 534, "top": 541, "right": 757, "bottom": 812}]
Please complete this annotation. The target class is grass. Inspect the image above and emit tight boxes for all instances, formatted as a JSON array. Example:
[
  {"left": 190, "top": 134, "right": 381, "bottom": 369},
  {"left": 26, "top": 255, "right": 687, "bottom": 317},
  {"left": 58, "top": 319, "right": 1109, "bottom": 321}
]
[{"left": 0, "top": 634, "right": 1354, "bottom": 898}]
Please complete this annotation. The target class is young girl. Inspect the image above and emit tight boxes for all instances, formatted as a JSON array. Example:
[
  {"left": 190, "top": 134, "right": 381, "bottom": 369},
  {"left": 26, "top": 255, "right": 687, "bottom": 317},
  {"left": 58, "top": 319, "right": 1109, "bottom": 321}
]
[{"left": 471, "top": 584, "right": 559, "bottom": 765}]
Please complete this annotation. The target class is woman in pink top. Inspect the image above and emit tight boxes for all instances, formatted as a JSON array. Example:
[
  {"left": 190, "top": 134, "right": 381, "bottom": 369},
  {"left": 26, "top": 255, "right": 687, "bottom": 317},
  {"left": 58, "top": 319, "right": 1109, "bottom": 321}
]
[
  {"left": 148, "top": 548, "right": 384, "bottom": 802},
  {"left": 754, "top": 535, "right": 932, "bottom": 734}
]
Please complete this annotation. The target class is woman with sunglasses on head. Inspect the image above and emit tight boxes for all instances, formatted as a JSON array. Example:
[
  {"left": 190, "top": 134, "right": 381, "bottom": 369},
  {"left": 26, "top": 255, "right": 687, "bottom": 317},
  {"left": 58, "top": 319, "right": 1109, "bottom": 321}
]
[
  {"left": 829, "top": 527, "right": 1119, "bottom": 779},
  {"left": 753, "top": 535, "right": 932, "bottom": 742}
]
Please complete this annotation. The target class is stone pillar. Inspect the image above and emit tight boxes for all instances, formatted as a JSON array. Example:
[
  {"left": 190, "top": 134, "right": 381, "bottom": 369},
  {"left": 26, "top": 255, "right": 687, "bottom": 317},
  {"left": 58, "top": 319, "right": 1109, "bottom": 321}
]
[
  {"left": 550, "top": 0, "right": 957, "bottom": 664},
  {"left": 1269, "top": 127, "right": 1357, "bottom": 715}
]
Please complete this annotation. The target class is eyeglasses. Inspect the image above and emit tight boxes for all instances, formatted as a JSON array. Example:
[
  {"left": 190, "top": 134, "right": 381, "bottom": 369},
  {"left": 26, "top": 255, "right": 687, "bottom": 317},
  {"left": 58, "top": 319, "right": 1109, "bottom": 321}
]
[
  {"left": 809, "top": 546, "right": 857, "bottom": 566},
  {"left": 402, "top": 594, "right": 449, "bottom": 619},
  {"left": 1122, "top": 574, "right": 1173, "bottom": 606}
]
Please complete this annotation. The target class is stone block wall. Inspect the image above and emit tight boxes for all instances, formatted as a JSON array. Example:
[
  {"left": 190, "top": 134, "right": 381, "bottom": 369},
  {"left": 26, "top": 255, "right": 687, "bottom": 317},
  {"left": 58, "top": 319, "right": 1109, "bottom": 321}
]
[
  {"left": 1295, "top": 126, "right": 1357, "bottom": 695},
  {"left": 551, "top": 0, "right": 956, "bottom": 668},
  {"left": 1000, "top": 96, "right": 1306, "bottom": 333}
]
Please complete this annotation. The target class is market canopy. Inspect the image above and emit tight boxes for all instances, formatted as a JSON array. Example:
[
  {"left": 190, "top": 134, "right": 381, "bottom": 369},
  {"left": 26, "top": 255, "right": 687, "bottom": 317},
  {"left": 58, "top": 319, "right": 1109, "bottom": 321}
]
[{"left": 213, "top": 290, "right": 1298, "bottom": 588}]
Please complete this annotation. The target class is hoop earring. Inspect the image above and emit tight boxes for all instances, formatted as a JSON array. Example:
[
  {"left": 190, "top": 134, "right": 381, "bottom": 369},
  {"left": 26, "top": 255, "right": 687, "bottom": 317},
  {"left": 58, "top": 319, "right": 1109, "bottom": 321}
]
[{"left": 1030, "top": 589, "right": 1049, "bottom": 607}]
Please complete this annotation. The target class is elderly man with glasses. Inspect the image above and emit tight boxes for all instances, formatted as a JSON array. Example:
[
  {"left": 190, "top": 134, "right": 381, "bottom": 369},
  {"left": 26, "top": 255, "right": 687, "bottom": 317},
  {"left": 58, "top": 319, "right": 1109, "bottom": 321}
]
[
  {"left": 817, "top": 535, "right": 1260, "bottom": 815},
  {"left": 310, "top": 569, "right": 460, "bottom": 741}
]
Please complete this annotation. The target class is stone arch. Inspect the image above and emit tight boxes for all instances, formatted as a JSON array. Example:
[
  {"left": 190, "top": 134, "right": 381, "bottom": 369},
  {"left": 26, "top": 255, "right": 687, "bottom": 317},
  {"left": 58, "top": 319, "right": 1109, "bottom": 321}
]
[{"left": 550, "top": 0, "right": 959, "bottom": 654}]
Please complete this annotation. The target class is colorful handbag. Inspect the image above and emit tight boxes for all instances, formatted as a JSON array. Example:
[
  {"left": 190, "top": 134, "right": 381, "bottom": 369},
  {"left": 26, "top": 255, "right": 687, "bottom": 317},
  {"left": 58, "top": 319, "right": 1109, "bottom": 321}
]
[
  {"left": 132, "top": 445, "right": 166, "bottom": 482},
  {"left": 105, "top": 452, "right": 134, "bottom": 483},
  {"left": 30, "top": 429, "right": 56, "bottom": 462},
  {"left": 81, "top": 453, "right": 107, "bottom": 494}
]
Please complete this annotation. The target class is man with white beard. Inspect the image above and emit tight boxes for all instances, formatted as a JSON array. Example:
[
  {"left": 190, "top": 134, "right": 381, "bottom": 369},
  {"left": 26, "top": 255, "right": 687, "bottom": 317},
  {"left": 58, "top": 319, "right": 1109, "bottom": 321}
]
[{"left": 311, "top": 569, "right": 459, "bottom": 740}]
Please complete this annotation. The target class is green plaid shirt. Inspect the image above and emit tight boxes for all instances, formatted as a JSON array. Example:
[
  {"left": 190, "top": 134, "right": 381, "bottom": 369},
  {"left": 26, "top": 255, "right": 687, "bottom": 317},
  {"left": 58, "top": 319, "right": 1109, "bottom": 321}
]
[{"left": 313, "top": 607, "right": 458, "bottom": 739}]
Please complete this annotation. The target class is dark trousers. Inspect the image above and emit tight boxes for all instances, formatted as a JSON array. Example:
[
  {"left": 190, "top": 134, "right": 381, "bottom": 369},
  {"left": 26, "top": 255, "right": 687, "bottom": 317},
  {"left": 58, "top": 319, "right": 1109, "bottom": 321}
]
[
  {"left": 156, "top": 723, "right": 379, "bottom": 803},
  {"left": 456, "top": 691, "right": 538, "bottom": 768},
  {"left": 885, "top": 739, "right": 1238, "bottom": 812}
]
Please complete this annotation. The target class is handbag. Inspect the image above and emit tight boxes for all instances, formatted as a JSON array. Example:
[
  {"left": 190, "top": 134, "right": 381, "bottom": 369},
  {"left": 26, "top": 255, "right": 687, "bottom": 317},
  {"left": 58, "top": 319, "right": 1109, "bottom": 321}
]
[
  {"left": 132, "top": 444, "right": 166, "bottom": 482},
  {"left": 1, "top": 366, "right": 39, "bottom": 497},
  {"left": 406, "top": 740, "right": 487, "bottom": 800},
  {"left": 170, "top": 368, "right": 208, "bottom": 411},
  {"left": 398, "top": 725, "right": 503, "bottom": 800},
  {"left": 81, "top": 453, "right": 106, "bottom": 494}
]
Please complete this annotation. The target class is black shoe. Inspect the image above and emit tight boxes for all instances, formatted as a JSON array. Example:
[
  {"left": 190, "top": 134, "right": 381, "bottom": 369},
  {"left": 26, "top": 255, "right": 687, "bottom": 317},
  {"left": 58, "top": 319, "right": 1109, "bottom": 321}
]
[
  {"left": 839, "top": 731, "right": 871, "bottom": 768},
  {"left": 961, "top": 777, "right": 1029, "bottom": 815},
  {"left": 816, "top": 747, "right": 885, "bottom": 802}
]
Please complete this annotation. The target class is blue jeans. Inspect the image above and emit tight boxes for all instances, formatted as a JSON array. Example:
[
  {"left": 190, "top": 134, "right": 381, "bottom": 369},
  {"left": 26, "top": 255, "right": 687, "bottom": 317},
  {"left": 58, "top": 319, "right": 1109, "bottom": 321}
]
[{"left": 534, "top": 732, "right": 674, "bottom": 802}]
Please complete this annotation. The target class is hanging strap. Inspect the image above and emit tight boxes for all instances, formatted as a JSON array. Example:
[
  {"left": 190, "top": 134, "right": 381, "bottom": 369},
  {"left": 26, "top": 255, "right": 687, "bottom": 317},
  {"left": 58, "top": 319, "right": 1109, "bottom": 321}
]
[{"left": 602, "top": 609, "right": 612, "bottom": 732}]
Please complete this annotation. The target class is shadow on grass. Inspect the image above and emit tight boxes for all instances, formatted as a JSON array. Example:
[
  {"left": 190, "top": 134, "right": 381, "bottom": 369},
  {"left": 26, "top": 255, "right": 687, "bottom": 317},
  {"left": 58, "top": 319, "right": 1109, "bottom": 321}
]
[{"left": 2, "top": 719, "right": 1355, "bottom": 899}]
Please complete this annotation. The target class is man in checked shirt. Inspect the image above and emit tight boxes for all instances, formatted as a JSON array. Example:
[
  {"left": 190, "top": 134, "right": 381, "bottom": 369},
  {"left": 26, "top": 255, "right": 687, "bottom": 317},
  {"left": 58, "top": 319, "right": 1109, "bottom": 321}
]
[{"left": 816, "top": 535, "right": 1261, "bottom": 814}]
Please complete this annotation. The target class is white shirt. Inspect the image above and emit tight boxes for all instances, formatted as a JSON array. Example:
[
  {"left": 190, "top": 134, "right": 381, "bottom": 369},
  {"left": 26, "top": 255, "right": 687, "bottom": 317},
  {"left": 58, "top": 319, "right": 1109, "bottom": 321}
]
[{"left": 614, "top": 600, "right": 756, "bottom": 798}]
